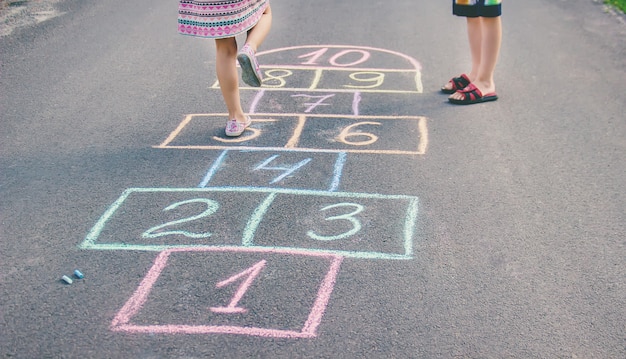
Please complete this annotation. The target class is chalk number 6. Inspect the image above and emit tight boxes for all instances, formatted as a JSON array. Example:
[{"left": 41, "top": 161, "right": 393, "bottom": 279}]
[{"left": 307, "top": 203, "right": 364, "bottom": 241}]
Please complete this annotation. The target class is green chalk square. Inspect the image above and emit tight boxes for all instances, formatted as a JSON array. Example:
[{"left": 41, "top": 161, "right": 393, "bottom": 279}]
[{"left": 80, "top": 187, "right": 418, "bottom": 260}]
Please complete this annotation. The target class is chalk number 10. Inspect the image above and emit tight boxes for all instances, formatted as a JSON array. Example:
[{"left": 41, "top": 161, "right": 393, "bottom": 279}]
[{"left": 298, "top": 48, "right": 371, "bottom": 67}]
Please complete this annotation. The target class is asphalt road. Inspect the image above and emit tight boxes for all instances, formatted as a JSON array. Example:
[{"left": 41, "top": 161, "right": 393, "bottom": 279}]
[{"left": 1, "top": 0, "right": 625, "bottom": 358}]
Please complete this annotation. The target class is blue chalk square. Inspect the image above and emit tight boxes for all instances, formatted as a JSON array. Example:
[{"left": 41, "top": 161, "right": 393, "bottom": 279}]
[{"left": 199, "top": 150, "right": 345, "bottom": 192}]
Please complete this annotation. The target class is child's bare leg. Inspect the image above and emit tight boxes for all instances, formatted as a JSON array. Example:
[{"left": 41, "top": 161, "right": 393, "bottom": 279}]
[
  {"left": 442, "top": 16, "right": 481, "bottom": 92},
  {"left": 449, "top": 16, "right": 500, "bottom": 100},
  {"left": 473, "top": 16, "right": 501, "bottom": 94},
  {"left": 215, "top": 37, "right": 246, "bottom": 122},
  {"left": 466, "top": 16, "right": 483, "bottom": 83},
  {"left": 244, "top": 5, "right": 272, "bottom": 52}
]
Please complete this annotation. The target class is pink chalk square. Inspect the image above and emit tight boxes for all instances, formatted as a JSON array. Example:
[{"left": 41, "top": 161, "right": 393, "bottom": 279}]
[{"left": 110, "top": 247, "right": 343, "bottom": 338}]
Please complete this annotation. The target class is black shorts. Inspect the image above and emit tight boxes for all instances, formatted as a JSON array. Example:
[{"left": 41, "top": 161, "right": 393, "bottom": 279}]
[{"left": 453, "top": 0, "right": 502, "bottom": 18}]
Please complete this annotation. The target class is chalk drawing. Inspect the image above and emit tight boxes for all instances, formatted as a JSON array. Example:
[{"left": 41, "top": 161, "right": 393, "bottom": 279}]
[
  {"left": 242, "top": 192, "right": 276, "bottom": 247},
  {"left": 198, "top": 150, "right": 228, "bottom": 188},
  {"left": 253, "top": 155, "right": 312, "bottom": 184},
  {"left": 285, "top": 115, "right": 307, "bottom": 148},
  {"left": 336, "top": 122, "right": 381, "bottom": 146},
  {"left": 262, "top": 69, "right": 294, "bottom": 88},
  {"left": 329, "top": 152, "right": 347, "bottom": 192},
  {"left": 251, "top": 83, "right": 350, "bottom": 114},
  {"left": 83, "top": 44, "right": 428, "bottom": 339},
  {"left": 155, "top": 113, "right": 428, "bottom": 155},
  {"left": 306, "top": 203, "right": 364, "bottom": 241},
  {"left": 198, "top": 150, "right": 344, "bottom": 191},
  {"left": 344, "top": 72, "right": 385, "bottom": 89},
  {"left": 213, "top": 45, "right": 423, "bottom": 93},
  {"left": 142, "top": 198, "right": 218, "bottom": 239},
  {"left": 249, "top": 89, "right": 265, "bottom": 114},
  {"left": 80, "top": 187, "right": 418, "bottom": 260},
  {"left": 110, "top": 247, "right": 343, "bottom": 338},
  {"left": 210, "top": 260, "right": 266, "bottom": 314},
  {"left": 352, "top": 92, "right": 361, "bottom": 116},
  {"left": 298, "top": 48, "right": 371, "bottom": 67},
  {"left": 163, "top": 45, "right": 428, "bottom": 154},
  {"left": 214, "top": 68, "right": 419, "bottom": 94},
  {"left": 290, "top": 94, "right": 335, "bottom": 113}
]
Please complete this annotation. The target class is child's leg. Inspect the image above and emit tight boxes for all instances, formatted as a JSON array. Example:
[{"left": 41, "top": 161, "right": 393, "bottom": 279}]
[
  {"left": 466, "top": 16, "right": 483, "bottom": 82},
  {"left": 244, "top": 5, "right": 272, "bottom": 52},
  {"left": 474, "top": 16, "right": 501, "bottom": 93},
  {"left": 449, "top": 16, "right": 501, "bottom": 100},
  {"left": 215, "top": 37, "right": 246, "bottom": 122},
  {"left": 442, "top": 16, "right": 481, "bottom": 92},
  {"left": 237, "top": 5, "right": 272, "bottom": 88}
]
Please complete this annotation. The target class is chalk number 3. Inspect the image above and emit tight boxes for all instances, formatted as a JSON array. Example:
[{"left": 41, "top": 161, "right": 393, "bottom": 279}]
[{"left": 307, "top": 203, "right": 364, "bottom": 241}]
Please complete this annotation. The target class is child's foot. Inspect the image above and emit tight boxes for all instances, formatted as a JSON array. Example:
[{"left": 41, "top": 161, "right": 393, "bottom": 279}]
[
  {"left": 448, "top": 83, "right": 498, "bottom": 105},
  {"left": 225, "top": 116, "right": 252, "bottom": 137},
  {"left": 237, "top": 44, "right": 263, "bottom": 87},
  {"left": 441, "top": 74, "right": 471, "bottom": 94}
]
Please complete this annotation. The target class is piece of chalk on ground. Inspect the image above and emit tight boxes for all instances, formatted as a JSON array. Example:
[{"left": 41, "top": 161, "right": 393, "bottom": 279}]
[
  {"left": 62, "top": 275, "right": 73, "bottom": 284},
  {"left": 74, "top": 270, "right": 84, "bottom": 279}
]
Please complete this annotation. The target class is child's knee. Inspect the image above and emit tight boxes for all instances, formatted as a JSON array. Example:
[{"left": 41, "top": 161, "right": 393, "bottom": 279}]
[{"left": 215, "top": 38, "right": 238, "bottom": 55}]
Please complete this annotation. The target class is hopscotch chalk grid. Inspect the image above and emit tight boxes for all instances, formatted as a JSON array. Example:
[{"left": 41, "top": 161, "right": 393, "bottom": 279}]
[
  {"left": 110, "top": 247, "right": 343, "bottom": 338},
  {"left": 82, "top": 45, "right": 426, "bottom": 338},
  {"left": 79, "top": 187, "right": 418, "bottom": 260}
]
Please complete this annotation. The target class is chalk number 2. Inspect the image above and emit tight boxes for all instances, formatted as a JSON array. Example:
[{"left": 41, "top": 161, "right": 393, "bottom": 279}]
[{"left": 142, "top": 198, "right": 218, "bottom": 239}]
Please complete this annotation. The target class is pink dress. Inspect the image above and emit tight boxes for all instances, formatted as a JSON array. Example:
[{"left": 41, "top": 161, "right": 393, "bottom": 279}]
[{"left": 178, "top": 0, "right": 269, "bottom": 39}]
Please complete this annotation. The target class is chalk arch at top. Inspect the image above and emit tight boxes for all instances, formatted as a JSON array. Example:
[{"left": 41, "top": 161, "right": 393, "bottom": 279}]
[{"left": 255, "top": 45, "right": 423, "bottom": 93}]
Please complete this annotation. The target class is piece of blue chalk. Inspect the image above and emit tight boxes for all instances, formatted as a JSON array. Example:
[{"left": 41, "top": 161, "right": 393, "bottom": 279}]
[
  {"left": 74, "top": 270, "right": 84, "bottom": 279},
  {"left": 62, "top": 275, "right": 73, "bottom": 284}
]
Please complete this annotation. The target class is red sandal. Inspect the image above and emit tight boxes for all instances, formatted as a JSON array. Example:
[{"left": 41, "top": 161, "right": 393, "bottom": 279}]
[
  {"left": 441, "top": 74, "right": 471, "bottom": 94},
  {"left": 448, "top": 83, "right": 498, "bottom": 105}
]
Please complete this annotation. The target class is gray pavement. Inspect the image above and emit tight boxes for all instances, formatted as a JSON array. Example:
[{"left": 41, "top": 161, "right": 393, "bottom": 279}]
[{"left": 1, "top": 0, "right": 625, "bottom": 358}]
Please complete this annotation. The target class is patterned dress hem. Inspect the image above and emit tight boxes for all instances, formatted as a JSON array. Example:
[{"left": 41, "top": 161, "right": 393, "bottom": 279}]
[{"left": 178, "top": 0, "right": 268, "bottom": 39}]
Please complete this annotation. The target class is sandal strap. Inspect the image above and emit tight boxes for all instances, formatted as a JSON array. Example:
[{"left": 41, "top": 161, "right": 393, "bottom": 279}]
[
  {"left": 458, "top": 83, "right": 483, "bottom": 101},
  {"left": 451, "top": 74, "right": 471, "bottom": 91}
]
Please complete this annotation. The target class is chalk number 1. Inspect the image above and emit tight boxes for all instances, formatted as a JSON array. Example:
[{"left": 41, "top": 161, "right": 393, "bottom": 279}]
[{"left": 210, "top": 260, "right": 266, "bottom": 314}]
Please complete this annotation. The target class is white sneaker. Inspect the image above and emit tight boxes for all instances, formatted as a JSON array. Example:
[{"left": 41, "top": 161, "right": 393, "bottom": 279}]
[{"left": 225, "top": 116, "right": 252, "bottom": 137}]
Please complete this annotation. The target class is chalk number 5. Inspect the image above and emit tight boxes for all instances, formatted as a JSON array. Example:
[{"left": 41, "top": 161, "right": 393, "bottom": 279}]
[{"left": 307, "top": 203, "right": 364, "bottom": 241}]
